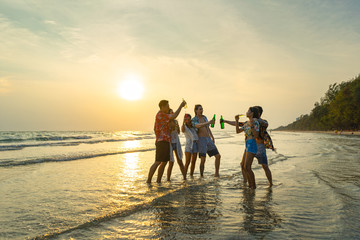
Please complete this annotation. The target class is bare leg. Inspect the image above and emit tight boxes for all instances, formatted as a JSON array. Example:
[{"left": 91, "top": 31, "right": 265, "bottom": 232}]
[
  {"left": 245, "top": 152, "right": 256, "bottom": 189},
  {"left": 190, "top": 153, "right": 197, "bottom": 176},
  {"left": 200, "top": 156, "right": 206, "bottom": 177},
  {"left": 174, "top": 149, "right": 186, "bottom": 180},
  {"left": 156, "top": 162, "right": 168, "bottom": 183},
  {"left": 147, "top": 161, "right": 161, "bottom": 183},
  {"left": 184, "top": 152, "right": 191, "bottom": 176},
  {"left": 241, "top": 152, "right": 247, "bottom": 184},
  {"left": 214, "top": 154, "right": 221, "bottom": 177},
  {"left": 167, "top": 161, "right": 174, "bottom": 181},
  {"left": 262, "top": 164, "right": 273, "bottom": 187}
]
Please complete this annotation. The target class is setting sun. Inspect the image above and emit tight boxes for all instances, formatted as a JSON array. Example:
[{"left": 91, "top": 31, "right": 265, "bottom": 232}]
[{"left": 117, "top": 74, "right": 144, "bottom": 101}]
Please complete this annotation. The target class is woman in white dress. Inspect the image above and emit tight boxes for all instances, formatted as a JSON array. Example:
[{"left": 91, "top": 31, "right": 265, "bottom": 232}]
[{"left": 181, "top": 113, "right": 199, "bottom": 177}]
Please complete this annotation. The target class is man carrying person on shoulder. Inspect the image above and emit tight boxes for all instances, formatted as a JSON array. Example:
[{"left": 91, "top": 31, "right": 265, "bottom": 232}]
[{"left": 221, "top": 106, "right": 273, "bottom": 187}]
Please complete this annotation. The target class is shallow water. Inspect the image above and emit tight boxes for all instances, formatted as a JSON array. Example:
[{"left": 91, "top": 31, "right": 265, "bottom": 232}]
[{"left": 0, "top": 131, "right": 359, "bottom": 239}]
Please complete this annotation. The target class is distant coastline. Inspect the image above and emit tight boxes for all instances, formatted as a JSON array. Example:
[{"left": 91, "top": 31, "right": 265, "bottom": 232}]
[
  {"left": 275, "top": 74, "right": 360, "bottom": 132},
  {"left": 274, "top": 130, "right": 360, "bottom": 136}
]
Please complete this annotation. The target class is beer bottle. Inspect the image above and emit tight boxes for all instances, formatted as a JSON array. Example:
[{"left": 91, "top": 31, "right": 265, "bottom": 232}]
[
  {"left": 211, "top": 114, "right": 215, "bottom": 128},
  {"left": 220, "top": 115, "right": 224, "bottom": 129},
  {"left": 182, "top": 98, "right": 187, "bottom": 109}
]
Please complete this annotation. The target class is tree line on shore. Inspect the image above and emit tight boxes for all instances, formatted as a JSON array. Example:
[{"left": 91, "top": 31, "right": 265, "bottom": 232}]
[{"left": 276, "top": 74, "right": 360, "bottom": 131}]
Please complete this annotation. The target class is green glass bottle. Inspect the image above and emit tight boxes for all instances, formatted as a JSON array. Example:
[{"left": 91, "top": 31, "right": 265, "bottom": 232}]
[
  {"left": 211, "top": 114, "right": 215, "bottom": 128},
  {"left": 220, "top": 115, "right": 224, "bottom": 129}
]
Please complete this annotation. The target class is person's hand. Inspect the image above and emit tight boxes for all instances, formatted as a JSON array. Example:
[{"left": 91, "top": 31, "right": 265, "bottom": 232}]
[
  {"left": 235, "top": 115, "right": 240, "bottom": 121},
  {"left": 181, "top": 100, "right": 186, "bottom": 108},
  {"left": 220, "top": 118, "right": 224, "bottom": 124},
  {"left": 210, "top": 119, "right": 215, "bottom": 125}
]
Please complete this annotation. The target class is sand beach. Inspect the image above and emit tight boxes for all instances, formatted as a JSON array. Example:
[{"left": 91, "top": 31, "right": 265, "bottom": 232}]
[{"left": 0, "top": 130, "right": 359, "bottom": 239}]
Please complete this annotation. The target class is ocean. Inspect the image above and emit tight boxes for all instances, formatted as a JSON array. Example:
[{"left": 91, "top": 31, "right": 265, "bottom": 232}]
[{"left": 0, "top": 130, "right": 359, "bottom": 239}]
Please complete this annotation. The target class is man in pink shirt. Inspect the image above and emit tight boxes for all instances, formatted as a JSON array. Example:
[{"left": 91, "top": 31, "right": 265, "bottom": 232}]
[{"left": 147, "top": 99, "right": 186, "bottom": 183}]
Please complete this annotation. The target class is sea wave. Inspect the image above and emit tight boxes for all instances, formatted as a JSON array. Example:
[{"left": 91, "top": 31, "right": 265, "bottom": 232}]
[
  {"left": 0, "top": 135, "right": 155, "bottom": 152},
  {"left": 0, "top": 130, "right": 154, "bottom": 141},
  {"left": 0, "top": 135, "right": 92, "bottom": 143},
  {"left": 0, "top": 148, "right": 155, "bottom": 167}
]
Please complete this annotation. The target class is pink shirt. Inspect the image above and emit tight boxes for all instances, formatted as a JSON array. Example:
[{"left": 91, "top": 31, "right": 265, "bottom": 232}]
[{"left": 154, "top": 111, "right": 171, "bottom": 142}]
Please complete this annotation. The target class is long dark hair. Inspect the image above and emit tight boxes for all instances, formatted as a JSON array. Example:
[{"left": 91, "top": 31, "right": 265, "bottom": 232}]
[
  {"left": 249, "top": 107, "right": 260, "bottom": 119},
  {"left": 194, "top": 104, "right": 202, "bottom": 115},
  {"left": 184, "top": 113, "right": 192, "bottom": 128},
  {"left": 254, "top": 106, "right": 263, "bottom": 117}
]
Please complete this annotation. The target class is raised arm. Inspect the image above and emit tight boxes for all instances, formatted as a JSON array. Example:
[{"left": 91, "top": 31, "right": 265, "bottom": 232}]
[
  {"left": 170, "top": 100, "right": 186, "bottom": 120},
  {"left": 223, "top": 119, "right": 244, "bottom": 127},
  {"left": 235, "top": 115, "right": 244, "bottom": 134},
  {"left": 176, "top": 121, "right": 180, "bottom": 134},
  {"left": 195, "top": 120, "right": 213, "bottom": 129}
]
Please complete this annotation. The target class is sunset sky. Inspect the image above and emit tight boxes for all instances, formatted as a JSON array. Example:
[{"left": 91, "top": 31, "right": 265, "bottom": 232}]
[{"left": 1, "top": 0, "right": 360, "bottom": 131}]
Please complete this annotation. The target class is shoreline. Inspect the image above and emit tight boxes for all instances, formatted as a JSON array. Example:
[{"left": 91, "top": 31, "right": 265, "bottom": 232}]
[{"left": 274, "top": 130, "right": 360, "bottom": 136}]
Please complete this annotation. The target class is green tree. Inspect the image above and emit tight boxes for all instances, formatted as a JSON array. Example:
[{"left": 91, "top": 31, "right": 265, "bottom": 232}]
[{"left": 276, "top": 74, "right": 360, "bottom": 131}]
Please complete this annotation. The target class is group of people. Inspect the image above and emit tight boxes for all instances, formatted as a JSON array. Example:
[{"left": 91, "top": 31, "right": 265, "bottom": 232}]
[{"left": 147, "top": 99, "right": 274, "bottom": 189}]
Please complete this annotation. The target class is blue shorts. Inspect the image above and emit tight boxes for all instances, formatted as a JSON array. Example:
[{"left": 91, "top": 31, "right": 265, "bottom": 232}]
[
  {"left": 171, "top": 143, "right": 177, "bottom": 150},
  {"left": 198, "top": 137, "right": 219, "bottom": 157},
  {"left": 245, "top": 139, "right": 257, "bottom": 154},
  {"left": 191, "top": 141, "right": 198, "bottom": 154},
  {"left": 255, "top": 143, "right": 268, "bottom": 165}
]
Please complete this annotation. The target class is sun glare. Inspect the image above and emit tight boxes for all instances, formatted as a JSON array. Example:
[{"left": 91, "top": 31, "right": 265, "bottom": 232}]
[{"left": 117, "top": 74, "right": 144, "bottom": 101}]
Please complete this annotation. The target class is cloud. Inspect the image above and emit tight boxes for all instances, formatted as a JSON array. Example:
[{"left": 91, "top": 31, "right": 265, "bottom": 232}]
[
  {"left": 1, "top": 0, "right": 360, "bottom": 130},
  {"left": 44, "top": 20, "right": 56, "bottom": 25},
  {"left": 0, "top": 14, "right": 41, "bottom": 56},
  {"left": 0, "top": 78, "right": 11, "bottom": 94}
]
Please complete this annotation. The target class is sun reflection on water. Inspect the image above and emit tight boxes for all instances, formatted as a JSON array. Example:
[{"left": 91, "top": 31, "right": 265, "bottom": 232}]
[
  {"left": 123, "top": 140, "right": 141, "bottom": 151},
  {"left": 124, "top": 152, "right": 140, "bottom": 178},
  {"left": 120, "top": 140, "right": 142, "bottom": 180}
]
